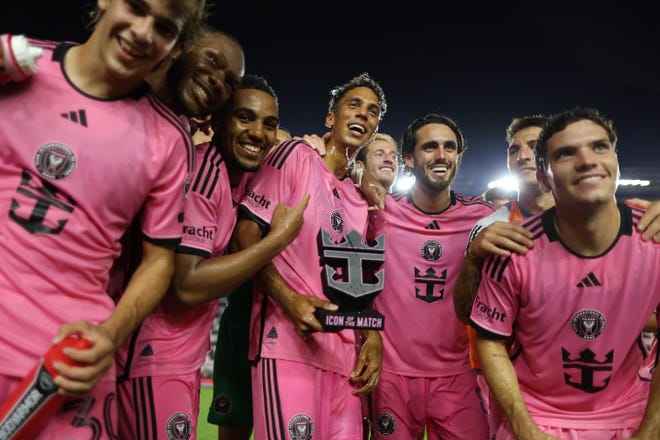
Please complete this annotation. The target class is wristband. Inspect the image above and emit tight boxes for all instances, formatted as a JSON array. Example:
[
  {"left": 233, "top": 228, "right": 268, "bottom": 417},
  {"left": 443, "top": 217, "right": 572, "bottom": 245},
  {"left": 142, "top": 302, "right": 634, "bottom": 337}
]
[{"left": 1, "top": 34, "right": 43, "bottom": 82}]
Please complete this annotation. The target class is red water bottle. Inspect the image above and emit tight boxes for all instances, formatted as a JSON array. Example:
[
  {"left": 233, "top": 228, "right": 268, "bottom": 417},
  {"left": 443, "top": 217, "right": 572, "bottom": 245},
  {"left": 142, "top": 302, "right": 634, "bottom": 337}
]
[{"left": 0, "top": 334, "right": 91, "bottom": 439}]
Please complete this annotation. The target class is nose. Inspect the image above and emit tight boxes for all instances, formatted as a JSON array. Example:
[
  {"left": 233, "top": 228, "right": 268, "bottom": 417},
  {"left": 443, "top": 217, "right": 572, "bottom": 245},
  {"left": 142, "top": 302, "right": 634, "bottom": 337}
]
[
  {"left": 575, "top": 147, "right": 597, "bottom": 170},
  {"left": 132, "top": 16, "right": 155, "bottom": 44},
  {"left": 248, "top": 121, "right": 265, "bottom": 140},
  {"left": 517, "top": 144, "right": 534, "bottom": 162}
]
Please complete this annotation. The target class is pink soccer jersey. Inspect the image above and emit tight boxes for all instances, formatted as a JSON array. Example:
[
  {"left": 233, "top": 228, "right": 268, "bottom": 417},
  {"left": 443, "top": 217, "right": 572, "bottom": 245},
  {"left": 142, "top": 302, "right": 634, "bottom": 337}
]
[
  {"left": 373, "top": 192, "right": 494, "bottom": 376},
  {"left": 116, "top": 142, "right": 251, "bottom": 377},
  {"left": 239, "top": 140, "right": 375, "bottom": 376},
  {"left": 470, "top": 204, "right": 660, "bottom": 429},
  {"left": 0, "top": 41, "right": 193, "bottom": 377}
]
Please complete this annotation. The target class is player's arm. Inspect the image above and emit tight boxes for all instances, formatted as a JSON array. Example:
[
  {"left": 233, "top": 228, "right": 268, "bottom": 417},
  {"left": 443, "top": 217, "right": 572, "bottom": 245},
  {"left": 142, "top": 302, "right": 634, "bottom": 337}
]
[
  {"left": 453, "top": 221, "right": 534, "bottom": 324},
  {"left": 174, "top": 196, "right": 309, "bottom": 305},
  {"left": 477, "top": 334, "right": 559, "bottom": 440},
  {"left": 234, "top": 211, "right": 337, "bottom": 337},
  {"left": 350, "top": 329, "right": 383, "bottom": 396},
  {"left": 627, "top": 198, "right": 660, "bottom": 242},
  {"left": 631, "top": 358, "right": 660, "bottom": 439},
  {"left": 51, "top": 240, "right": 175, "bottom": 396}
]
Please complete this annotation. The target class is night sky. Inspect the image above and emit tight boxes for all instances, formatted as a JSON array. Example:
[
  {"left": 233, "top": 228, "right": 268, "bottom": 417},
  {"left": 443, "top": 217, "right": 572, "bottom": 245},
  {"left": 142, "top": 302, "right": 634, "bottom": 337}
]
[{"left": 4, "top": 1, "right": 659, "bottom": 196}]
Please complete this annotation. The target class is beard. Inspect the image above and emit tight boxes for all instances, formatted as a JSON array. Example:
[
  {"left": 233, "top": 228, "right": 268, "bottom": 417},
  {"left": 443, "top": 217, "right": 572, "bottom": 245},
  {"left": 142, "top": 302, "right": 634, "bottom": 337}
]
[{"left": 413, "top": 162, "right": 457, "bottom": 193}]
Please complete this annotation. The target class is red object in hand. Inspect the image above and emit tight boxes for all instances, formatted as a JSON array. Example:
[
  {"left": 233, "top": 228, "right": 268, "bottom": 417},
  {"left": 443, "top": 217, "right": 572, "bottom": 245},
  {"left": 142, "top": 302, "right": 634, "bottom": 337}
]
[{"left": 0, "top": 335, "right": 91, "bottom": 439}]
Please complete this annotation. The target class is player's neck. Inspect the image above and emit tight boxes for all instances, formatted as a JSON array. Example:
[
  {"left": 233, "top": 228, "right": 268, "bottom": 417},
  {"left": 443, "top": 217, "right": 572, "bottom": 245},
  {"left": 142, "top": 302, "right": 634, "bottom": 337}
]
[
  {"left": 67, "top": 41, "right": 144, "bottom": 99},
  {"left": 323, "top": 142, "right": 351, "bottom": 179},
  {"left": 411, "top": 184, "right": 451, "bottom": 213},
  {"left": 517, "top": 188, "right": 554, "bottom": 215},
  {"left": 553, "top": 200, "right": 620, "bottom": 256}
]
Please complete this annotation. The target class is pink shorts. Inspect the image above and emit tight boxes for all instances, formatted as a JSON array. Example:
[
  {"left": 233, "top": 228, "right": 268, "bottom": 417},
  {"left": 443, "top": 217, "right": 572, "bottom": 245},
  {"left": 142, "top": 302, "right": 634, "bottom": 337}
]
[
  {"left": 252, "top": 358, "right": 363, "bottom": 439},
  {"left": 370, "top": 370, "right": 489, "bottom": 440},
  {"left": 116, "top": 372, "right": 200, "bottom": 440}
]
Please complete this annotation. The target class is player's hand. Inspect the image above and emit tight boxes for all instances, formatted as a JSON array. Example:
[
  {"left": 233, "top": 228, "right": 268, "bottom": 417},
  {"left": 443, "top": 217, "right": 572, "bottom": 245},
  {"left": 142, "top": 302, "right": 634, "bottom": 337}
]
[
  {"left": 359, "top": 170, "right": 387, "bottom": 211},
  {"left": 296, "top": 132, "right": 331, "bottom": 156},
  {"left": 468, "top": 221, "right": 534, "bottom": 260},
  {"left": 627, "top": 198, "right": 660, "bottom": 242},
  {"left": 279, "top": 292, "right": 338, "bottom": 337},
  {"left": 350, "top": 330, "right": 382, "bottom": 396},
  {"left": 51, "top": 321, "right": 116, "bottom": 396},
  {"left": 268, "top": 195, "right": 310, "bottom": 249}
]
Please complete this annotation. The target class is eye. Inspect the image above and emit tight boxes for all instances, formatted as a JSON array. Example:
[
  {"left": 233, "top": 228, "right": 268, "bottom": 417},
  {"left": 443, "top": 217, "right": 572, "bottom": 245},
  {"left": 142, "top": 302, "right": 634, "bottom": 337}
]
[
  {"left": 208, "top": 53, "right": 219, "bottom": 68},
  {"left": 508, "top": 146, "right": 519, "bottom": 156}
]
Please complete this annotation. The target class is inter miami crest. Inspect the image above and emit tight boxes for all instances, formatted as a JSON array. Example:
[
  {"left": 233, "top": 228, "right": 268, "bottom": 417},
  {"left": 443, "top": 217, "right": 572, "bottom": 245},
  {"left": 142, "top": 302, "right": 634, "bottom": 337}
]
[
  {"left": 572, "top": 309, "right": 606, "bottom": 340},
  {"left": 212, "top": 394, "right": 232, "bottom": 415},
  {"left": 376, "top": 413, "right": 396, "bottom": 435},
  {"left": 166, "top": 412, "right": 192, "bottom": 440},
  {"left": 288, "top": 414, "right": 314, "bottom": 440},
  {"left": 420, "top": 239, "right": 442, "bottom": 261},
  {"left": 34, "top": 142, "right": 76, "bottom": 180}
]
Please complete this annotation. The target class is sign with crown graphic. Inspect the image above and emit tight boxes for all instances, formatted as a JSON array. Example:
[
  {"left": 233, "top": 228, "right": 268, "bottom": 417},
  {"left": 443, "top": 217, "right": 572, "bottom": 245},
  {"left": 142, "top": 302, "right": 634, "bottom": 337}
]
[{"left": 315, "top": 229, "right": 385, "bottom": 331}]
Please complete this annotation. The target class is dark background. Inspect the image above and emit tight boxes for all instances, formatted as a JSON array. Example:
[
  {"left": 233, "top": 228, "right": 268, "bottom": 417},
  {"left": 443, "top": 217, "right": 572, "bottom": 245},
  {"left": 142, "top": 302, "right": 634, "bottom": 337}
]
[{"left": 4, "top": 1, "right": 659, "bottom": 198}]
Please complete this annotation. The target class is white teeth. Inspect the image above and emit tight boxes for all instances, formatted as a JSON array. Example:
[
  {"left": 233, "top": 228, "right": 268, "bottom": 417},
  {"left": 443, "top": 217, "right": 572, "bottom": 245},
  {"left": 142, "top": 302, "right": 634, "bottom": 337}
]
[
  {"left": 348, "top": 124, "right": 365, "bottom": 134},
  {"left": 578, "top": 176, "right": 602, "bottom": 184},
  {"left": 118, "top": 39, "right": 141, "bottom": 57},
  {"left": 431, "top": 166, "right": 448, "bottom": 172},
  {"left": 194, "top": 84, "right": 209, "bottom": 103},
  {"left": 242, "top": 144, "right": 260, "bottom": 153}
]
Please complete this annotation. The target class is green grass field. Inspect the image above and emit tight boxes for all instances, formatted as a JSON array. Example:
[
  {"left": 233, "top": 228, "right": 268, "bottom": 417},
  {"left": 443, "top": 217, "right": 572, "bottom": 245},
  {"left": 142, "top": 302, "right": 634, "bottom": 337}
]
[{"left": 197, "top": 386, "right": 217, "bottom": 440}]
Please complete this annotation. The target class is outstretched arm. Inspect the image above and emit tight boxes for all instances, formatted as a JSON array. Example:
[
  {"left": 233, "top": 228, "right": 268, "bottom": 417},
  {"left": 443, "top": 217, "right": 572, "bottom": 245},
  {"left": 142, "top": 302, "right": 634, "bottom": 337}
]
[
  {"left": 52, "top": 240, "right": 175, "bottom": 396},
  {"left": 454, "top": 221, "right": 533, "bottom": 323},
  {"left": 477, "top": 335, "right": 560, "bottom": 440},
  {"left": 174, "top": 196, "right": 309, "bottom": 305},
  {"left": 233, "top": 212, "right": 338, "bottom": 337}
]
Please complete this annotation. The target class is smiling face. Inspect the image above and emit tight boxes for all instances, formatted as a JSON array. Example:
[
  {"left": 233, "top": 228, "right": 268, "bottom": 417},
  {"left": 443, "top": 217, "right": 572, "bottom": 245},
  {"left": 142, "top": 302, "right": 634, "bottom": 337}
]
[
  {"left": 538, "top": 119, "right": 619, "bottom": 206},
  {"left": 325, "top": 86, "right": 382, "bottom": 152},
  {"left": 508, "top": 125, "right": 543, "bottom": 188},
  {"left": 214, "top": 88, "right": 279, "bottom": 174},
  {"left": 95, "top": 0, "right": 186, "bottom": 85},
  {"left": 356, "top": 138, "right": 398, "bottom": 189},
  {"left": 170, "top": 31, "right": 245, "bottom": 117},
  {"left": 405, "top": 123, "right": 460, "bottom": 193}
]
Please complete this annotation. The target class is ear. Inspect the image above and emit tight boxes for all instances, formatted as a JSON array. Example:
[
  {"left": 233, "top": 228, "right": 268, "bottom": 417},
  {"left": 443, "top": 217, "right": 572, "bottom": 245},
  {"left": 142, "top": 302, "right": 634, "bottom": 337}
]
[
  {"left": 403, "top": 152, "right": 415, "bottom": 170},
  {"left": 536, "top": 170, "right": 552, "bottom": 193},
  {"left": 324, "top": 113, "right": 334, "bottom": 129},
  {"left": 169, "top": 44, "right": 182, "bottom": 60}
]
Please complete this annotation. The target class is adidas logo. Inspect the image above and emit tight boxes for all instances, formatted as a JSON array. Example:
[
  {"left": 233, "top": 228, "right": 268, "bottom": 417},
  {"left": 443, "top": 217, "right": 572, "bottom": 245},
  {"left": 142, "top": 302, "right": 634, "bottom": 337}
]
[
  {"left": 267, "top": 327, "right": 278, "bottom": 339},
  {"left": 332, "top": 188, "right": 340, "bottom": 199},
  {"left": 577, "top": 272, "right": 601, "bottom": 288},
  {"left": 425, "top": 220, "right": 441, "bottom": 230},
  {"left": 61, "top": 109, "right": 88, "bottom": 127},
  {"left": 140, "top": 344, "right": 154, "bottom": 356}
]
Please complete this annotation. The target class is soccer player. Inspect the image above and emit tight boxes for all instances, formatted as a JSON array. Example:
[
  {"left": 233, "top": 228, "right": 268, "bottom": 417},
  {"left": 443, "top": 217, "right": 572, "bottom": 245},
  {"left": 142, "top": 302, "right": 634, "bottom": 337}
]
[
  {"left": 112, "top": 29, "right": 250, "bottom": 439},
  {"left": 0, "top": 0, "right": 205, "bottom": 437},
  {"left": 235, "top": 72, "right": 387, "bottom": 439},
  {"left": 368, "top": 114, "right": 492, "bottom": 439},
  {"left": 470, "top": 107, "right": 660, "bottom": 439},
  {"left": 354, "top": 132, "right": 399, "bottom": 191}
]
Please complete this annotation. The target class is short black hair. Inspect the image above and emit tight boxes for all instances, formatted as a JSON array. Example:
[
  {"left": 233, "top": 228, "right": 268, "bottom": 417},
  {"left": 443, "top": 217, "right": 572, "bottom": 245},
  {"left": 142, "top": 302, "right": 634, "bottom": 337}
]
[
  {"left": 536, "top": 107, "right": 617, "bottom": 174},
  {"left": 327, "top": 72, "right": 387, "bottom": 119}
]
